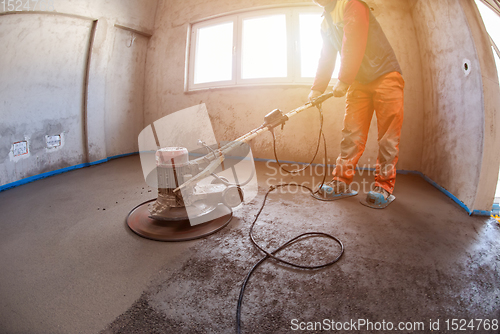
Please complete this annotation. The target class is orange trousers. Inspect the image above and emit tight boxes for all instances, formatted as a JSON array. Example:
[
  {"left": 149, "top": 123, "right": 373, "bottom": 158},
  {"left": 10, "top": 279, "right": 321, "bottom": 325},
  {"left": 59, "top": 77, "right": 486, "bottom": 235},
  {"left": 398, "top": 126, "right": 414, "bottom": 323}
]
[{"left": 333, "top": 72, "right": 405, "bottom": 194}]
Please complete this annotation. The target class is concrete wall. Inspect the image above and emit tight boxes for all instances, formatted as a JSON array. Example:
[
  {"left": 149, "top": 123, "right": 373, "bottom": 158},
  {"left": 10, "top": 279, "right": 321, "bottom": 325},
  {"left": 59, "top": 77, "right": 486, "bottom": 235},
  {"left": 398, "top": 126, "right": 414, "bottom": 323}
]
[
  {"left": 410, "top": 0, "right": 500, "bottom": 212},
  {"left": 105, "top": 29, "right": 149, "bottom": 157},
  {"left": 0, "top": 0, "right": 158, "bottom": 187},
  {"left": 144, "top": 0, "right": 424, "bottom": 172},
  {"left": 462, "top": 0, "right": 500, "bottom": 212},
  {"left": 3, "top": 0, "right": 498, "bottom": 212}
]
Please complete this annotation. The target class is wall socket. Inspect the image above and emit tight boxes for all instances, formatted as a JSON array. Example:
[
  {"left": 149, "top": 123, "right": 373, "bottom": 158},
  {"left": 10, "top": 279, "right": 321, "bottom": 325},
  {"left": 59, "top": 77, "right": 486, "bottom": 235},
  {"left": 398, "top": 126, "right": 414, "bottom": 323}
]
[
  {"left": 46, "top": 135, "right": 62, "bottom": 148},
  {"left": 13, "top": 141, "right": 29, "bottom": 157}
]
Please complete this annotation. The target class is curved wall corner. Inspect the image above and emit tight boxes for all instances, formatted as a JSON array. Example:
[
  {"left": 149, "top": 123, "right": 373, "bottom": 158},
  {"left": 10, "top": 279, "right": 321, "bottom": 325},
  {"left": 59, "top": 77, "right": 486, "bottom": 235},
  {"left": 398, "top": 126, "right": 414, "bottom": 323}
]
[
  {"left": 460, "top": 0, "right": 500, "bottom": 213},
  {"left": 411, "top": 0, "right": 500, "bottom": 214},
  {"left": 0, "top": 0, "right": 158, "bottom": 189}
]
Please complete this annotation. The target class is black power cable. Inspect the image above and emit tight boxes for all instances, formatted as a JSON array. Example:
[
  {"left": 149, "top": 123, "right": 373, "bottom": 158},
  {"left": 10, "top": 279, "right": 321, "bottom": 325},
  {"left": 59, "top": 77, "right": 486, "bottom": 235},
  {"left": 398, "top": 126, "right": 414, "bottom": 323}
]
[
  {"left": 270, "top": 104, "right": 330, "bottom": 198},
  {"left": 236, "top": 184, "right": 344, "bottom": 334},
  {"left": 236, "top": 104, "right": 344, "bottom": 333},
  {"left": 270, "top": 105, "right": 328, "bottom": 177}
]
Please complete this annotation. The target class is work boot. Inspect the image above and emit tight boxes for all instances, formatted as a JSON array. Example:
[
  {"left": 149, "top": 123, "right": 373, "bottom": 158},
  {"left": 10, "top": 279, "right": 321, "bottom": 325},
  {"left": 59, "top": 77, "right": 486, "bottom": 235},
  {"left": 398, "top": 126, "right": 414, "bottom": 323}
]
[
  {"left": 319, "top": 180, "right": 348, "bottom": 196},
  {"left": 312, "top": 179, "right": 358, "bottom": 201},
  {"left": 366, "top": 186, "right": 390, "bottom": 205}
]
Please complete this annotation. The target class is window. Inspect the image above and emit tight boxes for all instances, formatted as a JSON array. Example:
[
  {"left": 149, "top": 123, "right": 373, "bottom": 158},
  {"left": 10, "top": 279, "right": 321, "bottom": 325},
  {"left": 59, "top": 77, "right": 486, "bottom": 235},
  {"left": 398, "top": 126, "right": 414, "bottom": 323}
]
[
  {"left": 194, "top": 22, "right": 234, "bottom": 85},
  {"left": 241, "top": 14, "right": 288, "bottom": 80},
  {"left": 186, "top": 6, "right": 341, "bottom": 91}
]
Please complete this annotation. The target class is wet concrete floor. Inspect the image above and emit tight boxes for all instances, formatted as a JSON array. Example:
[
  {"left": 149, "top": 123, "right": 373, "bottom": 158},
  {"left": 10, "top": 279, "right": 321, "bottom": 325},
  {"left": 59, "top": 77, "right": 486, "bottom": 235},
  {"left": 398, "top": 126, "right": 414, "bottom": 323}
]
[{"left": 0, "top": 155, "right": 499, "bottom": 333}]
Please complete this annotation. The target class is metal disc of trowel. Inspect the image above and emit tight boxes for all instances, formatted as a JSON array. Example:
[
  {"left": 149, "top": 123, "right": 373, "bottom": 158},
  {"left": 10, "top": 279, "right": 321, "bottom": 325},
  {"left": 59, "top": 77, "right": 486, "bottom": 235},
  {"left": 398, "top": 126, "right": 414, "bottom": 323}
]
[{"left": 126, "top": 199, "right": 233, "bottom": 242}]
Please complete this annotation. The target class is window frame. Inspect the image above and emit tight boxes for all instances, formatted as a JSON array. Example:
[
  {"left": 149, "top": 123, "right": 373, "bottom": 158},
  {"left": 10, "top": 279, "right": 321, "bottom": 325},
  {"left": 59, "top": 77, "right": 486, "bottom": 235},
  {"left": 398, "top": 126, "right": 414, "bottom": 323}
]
[
  {"left": 187, "top": 16, "right": 237, "bottom": 90},
  {"left": 237, "top": 9, "right": 294, "bottom": 85},
  {"left": 294, "top": 6, "right": 329, "bottom": 84},
  {"left": 185, "top": 5, "right": 333, "bottom": 92}
]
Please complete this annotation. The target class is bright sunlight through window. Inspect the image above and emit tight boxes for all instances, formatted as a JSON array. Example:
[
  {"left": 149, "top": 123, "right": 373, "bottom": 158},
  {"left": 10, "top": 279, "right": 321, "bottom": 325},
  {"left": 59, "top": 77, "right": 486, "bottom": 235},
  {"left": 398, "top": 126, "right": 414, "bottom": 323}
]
[
  {"left": 300, "top": 13, "right": 323, "bottom": 78},
  {"left": 299, "top": 13, "right": 341, "bottom": 78},
  {"left": 187, "top": 6, "right": 341, "bottom": 90},
  {"left": 242, "top": 15, "right": 287, "bottom": 79},
  {"left": 194, "top": 22, "right": 234, "bottom": 85}
]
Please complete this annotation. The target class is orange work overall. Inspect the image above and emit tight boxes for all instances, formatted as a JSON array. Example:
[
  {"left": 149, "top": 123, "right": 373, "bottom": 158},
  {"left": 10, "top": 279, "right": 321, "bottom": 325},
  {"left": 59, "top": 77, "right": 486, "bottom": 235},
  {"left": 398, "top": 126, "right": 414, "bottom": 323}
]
[{"left": 333, "top": 71, "right": 405, "bottom": 194}]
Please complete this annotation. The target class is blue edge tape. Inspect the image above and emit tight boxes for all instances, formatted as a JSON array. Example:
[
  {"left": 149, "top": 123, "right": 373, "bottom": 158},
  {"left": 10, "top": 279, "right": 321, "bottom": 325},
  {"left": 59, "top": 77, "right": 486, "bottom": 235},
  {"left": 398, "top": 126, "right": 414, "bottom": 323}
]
[
  {"left": 253, "top": 158, "right": 493, "bottom": 217},
  {"left": 0, "top": 152, "right": 493, "bottom": 217},
  {"left": 0, "top": 152, "right": 138, "bottom": 194}
]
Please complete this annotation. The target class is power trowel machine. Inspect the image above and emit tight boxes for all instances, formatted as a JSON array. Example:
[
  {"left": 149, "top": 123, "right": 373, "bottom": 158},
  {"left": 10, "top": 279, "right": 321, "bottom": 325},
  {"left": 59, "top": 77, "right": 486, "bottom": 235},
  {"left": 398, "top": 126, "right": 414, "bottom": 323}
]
[{"left": 126, "top": 93, "right": 337, "bottom": 241}]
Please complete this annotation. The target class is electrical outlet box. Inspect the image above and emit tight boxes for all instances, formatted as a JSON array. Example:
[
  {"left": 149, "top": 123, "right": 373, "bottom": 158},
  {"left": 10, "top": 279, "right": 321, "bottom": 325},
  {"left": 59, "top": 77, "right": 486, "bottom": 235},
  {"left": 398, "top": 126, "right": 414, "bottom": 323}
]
[
  {"left": 46, "top": 135, "right": 62, "bottom": 148},
  {"left": 13, "top": 141, "right": 28, "bottom": 157}
]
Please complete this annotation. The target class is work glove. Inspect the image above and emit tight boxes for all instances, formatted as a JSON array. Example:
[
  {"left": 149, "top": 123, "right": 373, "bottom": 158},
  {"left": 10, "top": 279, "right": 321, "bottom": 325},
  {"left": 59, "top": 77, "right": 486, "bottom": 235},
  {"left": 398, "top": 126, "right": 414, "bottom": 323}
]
[
  {"left": 332, "top": 80, "right": 350, "bottom": 97},
  {"left": 308, "top": 89, "right": 323, "bottom": 102}
]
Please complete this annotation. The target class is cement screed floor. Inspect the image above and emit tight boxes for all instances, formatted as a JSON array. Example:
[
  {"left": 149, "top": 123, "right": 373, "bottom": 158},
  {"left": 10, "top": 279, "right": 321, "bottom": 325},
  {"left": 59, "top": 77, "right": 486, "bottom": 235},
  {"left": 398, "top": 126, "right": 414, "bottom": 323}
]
[{"left": 0, "top": 155, "right": 499, "bottom": 333}]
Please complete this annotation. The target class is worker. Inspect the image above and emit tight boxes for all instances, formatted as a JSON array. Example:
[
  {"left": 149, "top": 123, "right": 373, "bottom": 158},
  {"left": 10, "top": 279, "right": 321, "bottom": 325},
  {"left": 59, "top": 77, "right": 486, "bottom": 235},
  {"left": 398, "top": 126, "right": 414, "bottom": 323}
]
[{"left": 309, "top": 0, "right": 404, "bottom": 208}]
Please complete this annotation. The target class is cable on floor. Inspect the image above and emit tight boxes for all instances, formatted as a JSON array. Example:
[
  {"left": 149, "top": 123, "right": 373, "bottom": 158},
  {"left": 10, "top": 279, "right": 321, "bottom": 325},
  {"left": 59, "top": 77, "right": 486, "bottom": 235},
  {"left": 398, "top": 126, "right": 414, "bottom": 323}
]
[
  {"left": 236, "top": 184, "right": 344, "bottom": 334},
  {"left": 236, "top": 105, "right": 344, "bottom": 333}
]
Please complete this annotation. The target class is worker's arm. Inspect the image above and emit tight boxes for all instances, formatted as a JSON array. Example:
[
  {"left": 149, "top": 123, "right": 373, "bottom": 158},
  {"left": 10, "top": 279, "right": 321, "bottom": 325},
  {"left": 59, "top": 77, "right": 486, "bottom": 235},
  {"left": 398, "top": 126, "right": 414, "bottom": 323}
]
[
  {"left": 338, "top": 0, "right": 369, "bottom": 85},
  {"left": 310, "top": 31, "right": 338, "bottom": 96}
]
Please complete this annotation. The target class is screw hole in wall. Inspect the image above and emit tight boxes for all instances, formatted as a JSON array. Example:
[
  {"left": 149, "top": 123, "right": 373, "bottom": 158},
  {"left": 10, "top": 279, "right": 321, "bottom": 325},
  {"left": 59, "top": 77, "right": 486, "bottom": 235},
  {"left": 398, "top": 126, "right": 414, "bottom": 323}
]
[{"left": 463, "top": 59, "right": 471, "bottom": 76}]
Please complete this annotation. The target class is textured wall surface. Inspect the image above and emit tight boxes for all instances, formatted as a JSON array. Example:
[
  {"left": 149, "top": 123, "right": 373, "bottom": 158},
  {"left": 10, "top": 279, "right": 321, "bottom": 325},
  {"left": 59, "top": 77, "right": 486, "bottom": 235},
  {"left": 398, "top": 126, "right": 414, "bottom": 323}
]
[
  {"left": 105, "top": 29, "right": 149, "bottom": 157},
  {"left": 144, "top": 0, "right": 424, "bottom": 174},
  {"left": 461, "top": 0, "right": 500, "bottom": 212},
  {"left": 0, "top": 15, "right": 92, "bottom": 184},
  {"left": 410, "top": 0, "right": 500, "bottom": 211},
  {"left": 0, "top": 0, "right": 158, "bottom": 187}
]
